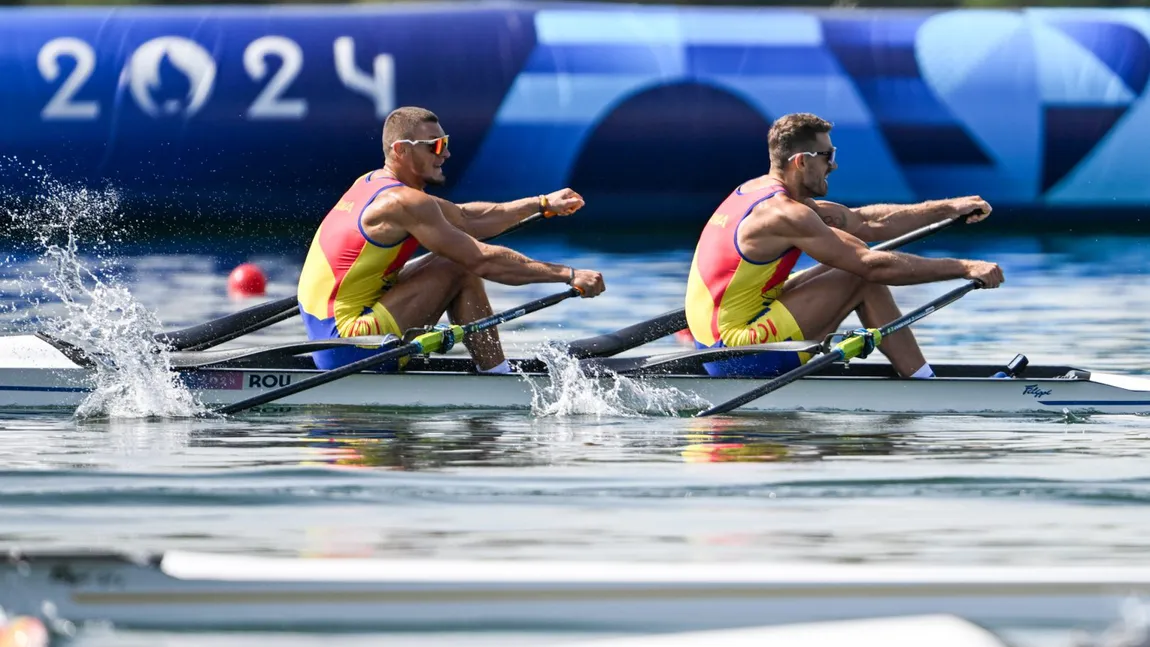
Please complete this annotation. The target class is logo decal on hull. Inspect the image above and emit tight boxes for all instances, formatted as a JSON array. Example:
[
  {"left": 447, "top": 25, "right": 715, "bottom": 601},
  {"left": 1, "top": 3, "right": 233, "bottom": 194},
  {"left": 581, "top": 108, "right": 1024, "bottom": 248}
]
[
  {"left": 1023, "top": 384, "right": 1053, "bottom": 398},
  {"left": 249, "top": 373, "right": 293, "bottom": 389}
]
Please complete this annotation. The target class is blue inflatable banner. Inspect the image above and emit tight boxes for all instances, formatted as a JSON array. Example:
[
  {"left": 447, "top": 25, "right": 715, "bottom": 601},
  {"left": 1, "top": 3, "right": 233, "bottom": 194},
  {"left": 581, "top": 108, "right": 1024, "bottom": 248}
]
[{"left": 2, "top": 4, "right": 1149, "bottom": 224}]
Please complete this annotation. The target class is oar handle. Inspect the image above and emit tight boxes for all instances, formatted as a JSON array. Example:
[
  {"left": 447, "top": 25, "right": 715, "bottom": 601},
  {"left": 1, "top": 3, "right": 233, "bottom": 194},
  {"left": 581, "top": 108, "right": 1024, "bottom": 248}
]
[{"left": 491, "top": 211, "right": 545, "bottom": 241}]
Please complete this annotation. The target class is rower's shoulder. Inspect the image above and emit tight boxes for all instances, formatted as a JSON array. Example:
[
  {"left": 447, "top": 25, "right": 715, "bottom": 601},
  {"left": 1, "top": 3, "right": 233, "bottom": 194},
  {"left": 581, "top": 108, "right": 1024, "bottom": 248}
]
[
  {"left": 362, "top": 185, "right": 439, "bottom": 224},
  {"left": 746, "top": 193, "right": 818, "bottom": 230}
]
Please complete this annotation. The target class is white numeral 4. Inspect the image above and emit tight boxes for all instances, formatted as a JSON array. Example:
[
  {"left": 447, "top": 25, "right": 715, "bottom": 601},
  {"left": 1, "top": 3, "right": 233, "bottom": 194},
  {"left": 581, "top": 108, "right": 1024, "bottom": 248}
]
[{"left": 333, "top": 36, "right": 394, "bottom": 119}]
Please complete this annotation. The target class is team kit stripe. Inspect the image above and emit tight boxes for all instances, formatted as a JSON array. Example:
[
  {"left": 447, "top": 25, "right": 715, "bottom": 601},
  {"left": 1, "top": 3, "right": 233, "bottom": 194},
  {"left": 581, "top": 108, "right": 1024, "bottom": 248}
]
[
  {"left": 297, "top": 173, "right": 417, "bottom": 334},
  {"left": 685, "top": 184, "right": 796, "bottom": 348}
]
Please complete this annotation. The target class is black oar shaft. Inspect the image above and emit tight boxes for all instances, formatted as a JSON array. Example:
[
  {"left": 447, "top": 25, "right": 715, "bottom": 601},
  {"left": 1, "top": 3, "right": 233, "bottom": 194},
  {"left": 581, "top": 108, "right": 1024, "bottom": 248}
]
[
  {"left": 214, "top": 287, "right": 579, "bottom": 415},
  {"left": 156, "top": 295, "right": 299, "bottom": 352},
  {"left": 697, "top": 351, "right": 844, "bottom": 416},
  {"left": 877, "top": 279, "right": 981, "bottom": 339},
  {"left": 870, "top": 211, "right": 972, "bottom": 252},
  {"left": 695, "top": 279, "right": 982, "bottom": 417}
]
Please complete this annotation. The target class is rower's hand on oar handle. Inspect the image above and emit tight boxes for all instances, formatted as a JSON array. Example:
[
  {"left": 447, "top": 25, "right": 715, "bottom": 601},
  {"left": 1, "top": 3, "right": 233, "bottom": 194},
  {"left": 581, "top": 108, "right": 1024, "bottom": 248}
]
[
  {"left": 540, "top": 188, "right": 585, "bottom": 217},
  {"left": 568, "top": 268, "right": 605, "bottom": 298},
  {"left": 948, "top": 196, "right": 992, "bottom": 224},
  {"left": 962, "top": 260, "right": 1004, "bottom": 288}
]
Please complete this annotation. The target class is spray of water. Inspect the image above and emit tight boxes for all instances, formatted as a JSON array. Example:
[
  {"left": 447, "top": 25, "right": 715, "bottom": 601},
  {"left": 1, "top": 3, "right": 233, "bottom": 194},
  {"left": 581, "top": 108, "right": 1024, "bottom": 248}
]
[
  {"left": 3, "top": 162, "right": 204, "bottom": 419},
  {"left": 524, "top": 344, "right": 708, "bottom": 417}
]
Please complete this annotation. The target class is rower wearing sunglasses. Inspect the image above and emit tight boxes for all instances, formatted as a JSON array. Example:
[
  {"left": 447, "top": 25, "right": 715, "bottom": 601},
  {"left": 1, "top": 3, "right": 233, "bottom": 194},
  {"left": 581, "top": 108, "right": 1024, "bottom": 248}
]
[
  {"left": 684, "top": 112, "right": 1004, "bottom": 380},
  {"left": 297, "top": 106, "right": 605, "bottom": 374}
]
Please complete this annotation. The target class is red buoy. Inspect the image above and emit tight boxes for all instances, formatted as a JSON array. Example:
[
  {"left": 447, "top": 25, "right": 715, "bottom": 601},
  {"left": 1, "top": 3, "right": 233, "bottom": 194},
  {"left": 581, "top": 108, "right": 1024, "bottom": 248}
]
[
  {"left": 674, "top": 328, "right": 694, "bottom": 347},
  {"left": 228, "top": 263, "right": 267, "bottom": 298}
]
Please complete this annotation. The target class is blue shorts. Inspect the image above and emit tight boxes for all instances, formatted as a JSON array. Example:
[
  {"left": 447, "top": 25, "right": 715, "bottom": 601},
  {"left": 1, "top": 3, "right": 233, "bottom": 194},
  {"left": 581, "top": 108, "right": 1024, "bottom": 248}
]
[
  {"left": 695, "top": 340, "right": 803, "bottom": 378},
  {"left": 300, "top": 303, "right": 405, "bottom": 372},
  {"left": 310, "top": 336, "right": 403, "bottom": 372},
  {"left": 693, "top": 300, "right": 809, "bottom": 378}
]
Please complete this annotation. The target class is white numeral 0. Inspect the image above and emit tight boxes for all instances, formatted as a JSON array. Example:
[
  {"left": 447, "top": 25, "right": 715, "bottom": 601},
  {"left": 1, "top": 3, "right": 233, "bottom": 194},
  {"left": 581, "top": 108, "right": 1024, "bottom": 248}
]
[
  {"left": 38, "top": 37, "right": 99, "bottom": 120},
  {"left": 244, "top": 36, "right": 307, "bottom": 120}
]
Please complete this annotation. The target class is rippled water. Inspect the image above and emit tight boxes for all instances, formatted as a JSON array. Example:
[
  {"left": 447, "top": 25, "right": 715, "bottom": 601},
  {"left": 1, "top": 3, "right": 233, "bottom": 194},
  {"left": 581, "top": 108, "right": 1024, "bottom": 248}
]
[{"left": 3, "top": 224, "right": 1150, "bottom": 645}]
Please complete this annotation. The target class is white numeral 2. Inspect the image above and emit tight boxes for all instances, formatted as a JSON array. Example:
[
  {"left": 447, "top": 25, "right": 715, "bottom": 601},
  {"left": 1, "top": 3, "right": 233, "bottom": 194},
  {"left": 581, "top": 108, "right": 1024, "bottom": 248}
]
[
  {"left": 244, "top": 36, "right": 307, "bottom": 119},
  {"left": 38, "top": 37, "right": 99, "bottom": 120}
]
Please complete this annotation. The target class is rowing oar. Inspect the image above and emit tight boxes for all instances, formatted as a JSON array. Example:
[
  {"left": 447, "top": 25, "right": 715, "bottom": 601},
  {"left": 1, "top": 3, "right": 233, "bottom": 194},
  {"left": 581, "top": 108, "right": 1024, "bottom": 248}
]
[
  {"left": 213, "top": 286, "right": 582, "bottom": 416},
  {"left": 562, "top": 211, "right": 980, "bottom": 360},
  {"left": 695, "top": 279, "right": 984, "bottom": 417},
  {"left": 158, "top": 212, "right": 548, "bottom": 353}
]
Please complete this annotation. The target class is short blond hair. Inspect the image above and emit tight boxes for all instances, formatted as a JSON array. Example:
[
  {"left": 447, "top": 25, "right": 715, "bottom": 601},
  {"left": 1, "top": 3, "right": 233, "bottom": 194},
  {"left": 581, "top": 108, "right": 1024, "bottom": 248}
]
[{"left": 382, "top": 106, "right": 439, "bottom": 160}]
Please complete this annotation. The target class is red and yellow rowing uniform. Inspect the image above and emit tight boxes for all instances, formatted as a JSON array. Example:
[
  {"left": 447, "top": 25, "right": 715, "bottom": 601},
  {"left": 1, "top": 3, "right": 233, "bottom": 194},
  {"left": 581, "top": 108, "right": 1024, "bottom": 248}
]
[
  {"left": 297, "top": 171, "right": 418, "bottom": 370},
  {"left": 684, "top": 182, "right": 810, "bottom": 377}
]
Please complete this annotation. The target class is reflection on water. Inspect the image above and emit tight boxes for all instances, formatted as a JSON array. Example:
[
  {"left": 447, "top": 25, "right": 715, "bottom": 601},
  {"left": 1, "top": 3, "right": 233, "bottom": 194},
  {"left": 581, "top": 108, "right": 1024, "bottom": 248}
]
[{"left": 6, "top": 405, "right": 1150, "bottom": 566}]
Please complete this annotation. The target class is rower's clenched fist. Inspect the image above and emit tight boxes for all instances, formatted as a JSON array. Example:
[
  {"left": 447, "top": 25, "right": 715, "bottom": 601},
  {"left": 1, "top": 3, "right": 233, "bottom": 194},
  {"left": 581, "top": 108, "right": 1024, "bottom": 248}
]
[
  {"left": 542, "top": 188, "right": 585, "bottom": 217},
  {"left": 571, "top": 269, "right": 605, "bottom": 297},
  {"left": 962, "top": 260, "right": 1004, "bottom": 288},
  {"left": 949, "top": 195, "right": 992, "bottom": 224}
]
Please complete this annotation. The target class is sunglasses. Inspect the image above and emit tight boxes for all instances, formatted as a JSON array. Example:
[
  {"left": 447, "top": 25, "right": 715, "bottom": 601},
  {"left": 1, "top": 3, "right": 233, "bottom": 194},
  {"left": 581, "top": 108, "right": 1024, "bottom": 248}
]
[
  {"left": 396, "top": 135, "right": 450, "bottom": 156},
  {"left": 788, "top": 147, "right": 836, "bottom": 165}
]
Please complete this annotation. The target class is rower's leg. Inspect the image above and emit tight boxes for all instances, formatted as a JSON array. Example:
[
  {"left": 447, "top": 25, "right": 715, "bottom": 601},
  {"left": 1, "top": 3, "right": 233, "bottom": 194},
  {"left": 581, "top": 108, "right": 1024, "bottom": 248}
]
[
  {"left": 446, "top": 272, "right": 503, "bottom": 371},
  {"left": 378, "top": 256, "right": 505, "bottom": 371},
  {"left": 776, "top": 269, "right": 927, "bottom": 377},
  {"left": 851, "top": 282, "right": 929, "bottom": 377}
]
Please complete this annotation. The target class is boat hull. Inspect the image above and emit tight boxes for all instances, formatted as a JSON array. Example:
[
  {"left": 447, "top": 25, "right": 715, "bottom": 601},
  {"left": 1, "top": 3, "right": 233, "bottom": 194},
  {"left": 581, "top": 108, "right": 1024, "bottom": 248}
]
[
  {"left": 1, "top": 551, "right": 1147, "bottom": 631},
  {"left": 3, "top": 335, "right": 1150, "bottom": 415}
]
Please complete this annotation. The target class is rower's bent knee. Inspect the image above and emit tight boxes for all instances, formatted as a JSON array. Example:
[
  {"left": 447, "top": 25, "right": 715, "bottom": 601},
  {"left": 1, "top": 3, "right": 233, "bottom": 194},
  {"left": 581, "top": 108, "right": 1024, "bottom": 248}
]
[
  {"left": 422, "top": 256, "right": 472, "bottom": 282},
  {"left": 859, "top": 280, "right": 893, "bottom": 298},
  {"left": 457, "top": 270, "right": 488, "bottom": 294}
]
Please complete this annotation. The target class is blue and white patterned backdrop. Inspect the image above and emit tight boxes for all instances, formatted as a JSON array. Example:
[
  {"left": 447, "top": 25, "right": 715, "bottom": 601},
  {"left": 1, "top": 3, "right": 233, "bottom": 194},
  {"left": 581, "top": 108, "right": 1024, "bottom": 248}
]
[{"left": 3, "top": 4, "right": 1149, "bottom": 224}]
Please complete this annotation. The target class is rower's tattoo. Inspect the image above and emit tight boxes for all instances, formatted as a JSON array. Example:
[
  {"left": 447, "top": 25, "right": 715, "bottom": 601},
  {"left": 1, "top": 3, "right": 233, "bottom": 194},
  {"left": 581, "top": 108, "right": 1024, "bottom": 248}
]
[{"left": 820, "top": 210, "right": 845, "bottom": 229}]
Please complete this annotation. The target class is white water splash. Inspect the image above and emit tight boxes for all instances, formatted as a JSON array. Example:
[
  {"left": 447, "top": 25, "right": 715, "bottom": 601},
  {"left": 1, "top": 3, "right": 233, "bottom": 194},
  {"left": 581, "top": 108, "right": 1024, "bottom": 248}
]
[
  {"left": 4, "top": 163, "right": 204, "bottom": 419},
  {"left": 524, "top": 344, "right": 708, "bottom": 417}
]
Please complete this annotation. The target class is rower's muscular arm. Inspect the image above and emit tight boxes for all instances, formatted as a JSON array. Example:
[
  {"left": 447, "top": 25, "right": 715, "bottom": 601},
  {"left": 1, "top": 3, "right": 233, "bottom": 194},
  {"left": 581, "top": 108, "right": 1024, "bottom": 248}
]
[
  {"left": 810, "top": 199, "right": 954, "bottom": 243},
  {"left": 746, "top": 202, "right": 972, "bottom": 286},
  {"left": 449, "top": 196, "right": 540, "bottom": 239},
  {"left": 387, "top": 196, "right": 571, "bottom": 286}
]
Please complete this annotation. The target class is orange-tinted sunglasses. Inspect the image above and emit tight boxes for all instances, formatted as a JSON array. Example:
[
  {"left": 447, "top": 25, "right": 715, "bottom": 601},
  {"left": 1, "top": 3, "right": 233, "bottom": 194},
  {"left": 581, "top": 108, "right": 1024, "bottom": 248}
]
[{"left": 396, "top": 135, "right": 449, "bottom": 156}]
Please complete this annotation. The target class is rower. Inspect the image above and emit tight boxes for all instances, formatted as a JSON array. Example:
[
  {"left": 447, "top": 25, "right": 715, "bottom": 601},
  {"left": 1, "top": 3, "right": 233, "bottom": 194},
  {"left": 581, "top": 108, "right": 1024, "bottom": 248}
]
[
  {"left": 684, "top": 112, "right": 1004, "bottom": 379},
  {"left": 297, "top": 106, "right": 605, "bottom": 373}
]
